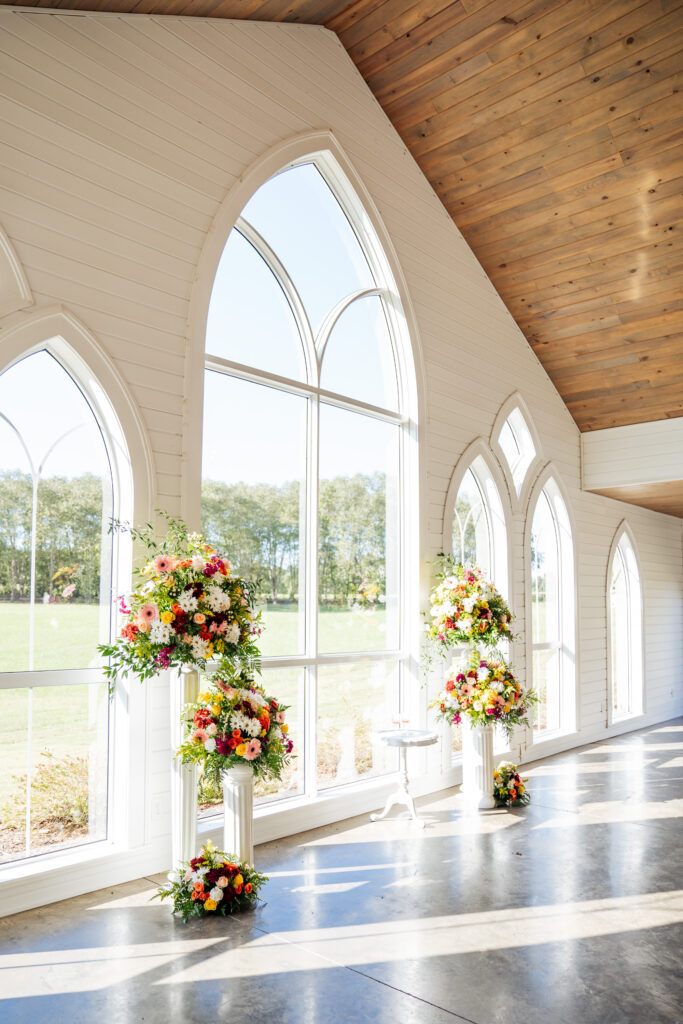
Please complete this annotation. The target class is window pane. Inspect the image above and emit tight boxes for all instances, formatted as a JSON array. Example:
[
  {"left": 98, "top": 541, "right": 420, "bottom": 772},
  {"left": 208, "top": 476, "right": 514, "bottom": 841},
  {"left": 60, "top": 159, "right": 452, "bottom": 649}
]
[
  {"left": 498, "top": 409, "right": 535, "bottom": 495},
  {"left": 318, "top": 404, "right": 399, "bottom": 654},
  {"left": 201, "top": 372, "right": 306, "bottom": 657},
  {"left": 255, "top": 667, "right": 304, "bottom": 805},
  {"left": 0, "top": 683, "right": 109, "bottom": 862},
  {"left": 206, "top": 229, "right": 306, "bottom": 381},
  {"left": 611, "top": 553, "right": 630, "bottom": 715},
  {"left": 0, "top": 352, "right": 113, "bottom": 673},
  {"left": 241, "top": 164, "right": 375, "bottom": 337},
  {"left": 531, "top": 491, "right": 559, "bottom": 645},
  {"left": 0, "top": 688, "right": 29, "bottom": 862},
  {"left": 317, "top": 661, "right": 398, "bottom": 790},
  {"left": 321, "top": 295, "right": 398, "bottom": 410},
  {"left": 452, "top": 468, "right": 489, "bottom": 572},
  {"left": 533, "top": 648, "right": 560, "bottom": 734}
]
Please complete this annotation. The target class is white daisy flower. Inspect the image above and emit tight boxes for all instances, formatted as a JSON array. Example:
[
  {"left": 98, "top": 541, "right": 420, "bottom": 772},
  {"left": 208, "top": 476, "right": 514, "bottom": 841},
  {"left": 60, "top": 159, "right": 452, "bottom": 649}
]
[
  {"left": 149, "top": 622, "right": 172, "bottom": 645},
  {"left": 178, "top": 589, "right": 199, "bottom": 613}
]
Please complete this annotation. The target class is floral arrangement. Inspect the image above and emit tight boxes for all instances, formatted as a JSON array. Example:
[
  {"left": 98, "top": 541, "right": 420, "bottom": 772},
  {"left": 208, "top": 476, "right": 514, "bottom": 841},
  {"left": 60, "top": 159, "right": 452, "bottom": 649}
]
[
  {"left": 177, "top": 664, "right": 293, "bottom": 782},
  {"left": 430, "top": 650, "right": 537, "bottom": 738},
  {"left": 493, "top": 762, "right": 529, "bottom": 806},
  {"left": 98, "top": 514, "right": 261, "bottom": 691},
  {"left": 426, "top": 555, "right": 514, "bottom": 653},
  {"left": 155, "top": 840, "right": 267, "bottom": 922}
]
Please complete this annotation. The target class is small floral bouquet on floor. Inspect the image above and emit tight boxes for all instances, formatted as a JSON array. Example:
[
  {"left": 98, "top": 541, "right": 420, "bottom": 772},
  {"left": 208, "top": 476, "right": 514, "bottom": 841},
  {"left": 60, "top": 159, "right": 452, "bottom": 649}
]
[
  {"left": 155, "top": 840, "right": 267, "bottom": 922},
  {"left": 426, "top": 555, "right": 514, "bottom": 653},
  {"left": 98, "top": 513, "right": 262, "bottom": 691},
  {"left": 176, "top": 664, "right": 293, "bottom": 782},
  {"left": 493, "top": 762, "right": 529, "bottom": 806},
  {"left": 430, "top": 649, "right": 537, "bottom": 739}
]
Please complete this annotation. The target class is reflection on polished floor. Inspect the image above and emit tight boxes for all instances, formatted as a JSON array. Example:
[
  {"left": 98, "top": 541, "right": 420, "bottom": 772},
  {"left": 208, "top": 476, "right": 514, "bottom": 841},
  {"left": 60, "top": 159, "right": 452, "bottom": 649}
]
[{"left": 2, "top": 720, "right": 683, "bottom": 1024}]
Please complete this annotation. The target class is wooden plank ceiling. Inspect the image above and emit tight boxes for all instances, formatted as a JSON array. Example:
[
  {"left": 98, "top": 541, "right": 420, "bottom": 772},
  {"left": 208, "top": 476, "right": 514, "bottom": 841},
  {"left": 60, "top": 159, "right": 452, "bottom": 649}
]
[{"left": 3, "top": 0, "right": 682, "bottom": 510}]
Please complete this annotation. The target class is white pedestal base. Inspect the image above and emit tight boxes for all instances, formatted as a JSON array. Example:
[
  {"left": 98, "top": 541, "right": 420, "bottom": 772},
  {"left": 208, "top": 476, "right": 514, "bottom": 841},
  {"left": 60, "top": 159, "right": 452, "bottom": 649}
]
[
  {"left": 222, "top": 764, "right": 254, "bottom": 864},
  {"left": 461, "top": 720, "right": 496, "bottom": 810},
  {"left": 171, "top": 667, "right": 199, "bottom": 866}
]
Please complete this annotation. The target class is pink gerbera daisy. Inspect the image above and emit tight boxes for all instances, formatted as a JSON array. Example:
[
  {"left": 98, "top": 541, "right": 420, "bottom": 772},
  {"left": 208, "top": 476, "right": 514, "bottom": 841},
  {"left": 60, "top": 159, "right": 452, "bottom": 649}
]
[
  {"left": 243, "top": 739, "right": 262, "bottom": 761},
  {"left": 137, "top": 602, "right": 159, "bottom": 622},
  {"left": 153, "top": 554, "right": 176, "bottom": 574}
]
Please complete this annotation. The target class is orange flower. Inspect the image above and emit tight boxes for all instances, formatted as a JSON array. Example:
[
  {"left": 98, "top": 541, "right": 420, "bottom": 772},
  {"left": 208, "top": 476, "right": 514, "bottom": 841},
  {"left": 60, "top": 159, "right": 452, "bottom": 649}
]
[
  {"left": 232, "top": 729, "right": 242, "bottom": 739},
  {"left": 193, "top": 882, "right": 205, "bottom": 893},
  {"left": 234, "top": 884, "right": 243, "bottom": 895},
  {"left": 245, "top": 883, "right": 253, "bottom": 894},
  {"left": 191, "top": 892, "right": 199, "bottom": 901}
]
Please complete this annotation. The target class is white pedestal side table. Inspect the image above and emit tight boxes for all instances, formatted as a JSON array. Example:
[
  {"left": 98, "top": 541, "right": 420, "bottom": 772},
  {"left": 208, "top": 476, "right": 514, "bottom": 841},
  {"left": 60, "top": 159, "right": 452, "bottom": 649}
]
[{"left": 370, "top": 729, "right": 439, "bottom": 828}]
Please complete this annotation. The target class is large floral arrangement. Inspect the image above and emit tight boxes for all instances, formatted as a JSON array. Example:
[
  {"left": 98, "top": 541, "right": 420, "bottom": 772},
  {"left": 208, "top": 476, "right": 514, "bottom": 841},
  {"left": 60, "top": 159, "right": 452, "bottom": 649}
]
[
  {"left": 155, "top": 840, "right": 267, "bottom": 922},
  {"left": 426, "top": 555, "right": 513, "bottom": 653},
  {"left": 494, "top": 763, "right": 529, "bottom": 806},
  {"left": 430, "top": 650, "right": 537, "bottom": 738},
  {"left": 177, "top": 665, "right": 293, "bottom": 781},
  {"left": 99, "top": 514, "right": 261, "bottom": 690}
]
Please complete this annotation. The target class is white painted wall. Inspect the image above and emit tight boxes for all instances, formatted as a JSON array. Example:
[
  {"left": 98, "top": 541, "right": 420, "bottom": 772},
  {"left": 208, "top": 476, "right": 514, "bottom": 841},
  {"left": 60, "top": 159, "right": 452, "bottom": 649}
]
[{"left": 0, "top": 8, "right": 681, "bottom": 913}]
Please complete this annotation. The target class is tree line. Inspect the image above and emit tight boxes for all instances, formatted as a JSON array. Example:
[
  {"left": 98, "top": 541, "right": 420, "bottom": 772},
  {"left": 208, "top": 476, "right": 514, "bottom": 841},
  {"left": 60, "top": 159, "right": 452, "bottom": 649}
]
[{"left": 0, "top": 471, "right": 388, "bottom": 606}]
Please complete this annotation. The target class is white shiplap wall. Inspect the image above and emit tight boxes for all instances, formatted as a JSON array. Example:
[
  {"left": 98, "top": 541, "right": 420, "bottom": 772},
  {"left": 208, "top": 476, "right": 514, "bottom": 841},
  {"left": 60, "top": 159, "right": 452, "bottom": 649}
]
[{"left": 0, "top": 9, "right": 681, "bottom": 900}]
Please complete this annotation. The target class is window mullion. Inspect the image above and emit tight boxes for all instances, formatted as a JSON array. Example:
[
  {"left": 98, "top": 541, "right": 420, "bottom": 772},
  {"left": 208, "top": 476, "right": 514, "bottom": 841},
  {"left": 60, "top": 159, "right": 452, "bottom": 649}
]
[{"left": 304, "top": 392, "right": 319, "bottom": 800}]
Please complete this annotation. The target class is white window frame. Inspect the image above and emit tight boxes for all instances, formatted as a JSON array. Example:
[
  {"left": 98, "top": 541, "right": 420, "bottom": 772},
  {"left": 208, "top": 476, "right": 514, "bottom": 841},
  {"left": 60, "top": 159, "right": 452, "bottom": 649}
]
[
  {"left": 0, "top": 307, "right": 153, "bottom": 894},
  {"left": 526, "top": 470, "right": 577, "bottom": 747},
  {"left": 607, "top": 522, "right": 644, "bottom": 723},
  {"left": 491, "top": 391, "right": 543, "bottom": 512},
  {"left": 188, "top": 138, "right": 421, "bottom": 825}
]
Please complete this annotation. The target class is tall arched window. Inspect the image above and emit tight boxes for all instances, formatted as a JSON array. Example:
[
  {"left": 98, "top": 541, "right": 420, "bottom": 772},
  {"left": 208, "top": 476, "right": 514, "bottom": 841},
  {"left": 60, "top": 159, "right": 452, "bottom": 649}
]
[
  {"left": 530, "top": 478, "right": 575, "bottom": 738},
  {"left": 609, "top": 531, "right": 643, "bottom": 720},
  {"left": 201, "top": 158, "right": 414, "bottom": 807},
  {"left": 497, "top": 407, "right": 536, "bottom": 497},
  {"left": 452, "top": 455, "right": 508, "bottom": 600},
  {"left": 0, "top": 348, "right": 121, "bottom": 862}
]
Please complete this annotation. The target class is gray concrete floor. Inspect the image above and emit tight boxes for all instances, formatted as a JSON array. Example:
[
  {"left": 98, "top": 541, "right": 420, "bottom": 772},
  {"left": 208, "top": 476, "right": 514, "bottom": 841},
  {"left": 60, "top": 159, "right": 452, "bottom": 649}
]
[{"left": 1, "top": 719, "right": 683, "bottom": 1024}]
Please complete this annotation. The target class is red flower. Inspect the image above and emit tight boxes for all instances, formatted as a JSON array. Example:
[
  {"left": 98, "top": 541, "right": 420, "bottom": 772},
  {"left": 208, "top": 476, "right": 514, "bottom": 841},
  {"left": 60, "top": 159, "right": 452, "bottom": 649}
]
[
  {"left": 194, "top": 709, "right": 213, "bottom": 729},
  {"left": 445, "top": 680, "right": 455, "bottom": 692}
]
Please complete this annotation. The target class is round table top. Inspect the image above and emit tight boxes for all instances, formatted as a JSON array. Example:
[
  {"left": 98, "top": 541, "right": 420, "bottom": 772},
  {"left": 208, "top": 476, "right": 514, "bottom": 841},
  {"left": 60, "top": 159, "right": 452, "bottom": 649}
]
[{"left": 374, "top": 728, "right": 439, "bottom": 748}]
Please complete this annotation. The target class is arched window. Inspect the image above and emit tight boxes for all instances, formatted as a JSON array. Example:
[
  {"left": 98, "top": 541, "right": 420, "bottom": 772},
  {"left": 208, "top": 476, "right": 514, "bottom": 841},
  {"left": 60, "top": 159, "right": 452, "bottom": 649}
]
[
  {"left": 0, "top": 348, "right": 123, "bottom": 862},
  {"left": 530, "top": 478, "right": 575, "bottom": 738},
  {"left": 201, "top": 158, "right": 414, "bottom": 807},
  {"left": 452, "top": 455, "right": 508, "bottom": 599},
  {"left": 498, "top": 407, "right": 536, "bottom": 497},
  {"left": 609, "top": 531, "right": 643, "bottom": 720}
]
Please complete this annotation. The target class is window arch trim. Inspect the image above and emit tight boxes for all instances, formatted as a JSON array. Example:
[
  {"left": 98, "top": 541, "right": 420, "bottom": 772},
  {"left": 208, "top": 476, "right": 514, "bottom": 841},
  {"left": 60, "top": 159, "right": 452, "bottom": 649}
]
[
  {"left": 606, "top": 520, "right": 645, "bottom": 723},
  {"left": 491, "top": 391, "right": 544, "bottom": 511},
  {"left": 442, "top": 436, "right": 512, "bottom": 601}
]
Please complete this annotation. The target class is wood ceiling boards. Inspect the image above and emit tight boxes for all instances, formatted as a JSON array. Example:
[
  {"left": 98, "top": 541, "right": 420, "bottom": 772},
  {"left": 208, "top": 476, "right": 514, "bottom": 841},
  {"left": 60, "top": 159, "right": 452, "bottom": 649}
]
[{"left": 2, "top": 0, "right": 682, "bottom": 506}]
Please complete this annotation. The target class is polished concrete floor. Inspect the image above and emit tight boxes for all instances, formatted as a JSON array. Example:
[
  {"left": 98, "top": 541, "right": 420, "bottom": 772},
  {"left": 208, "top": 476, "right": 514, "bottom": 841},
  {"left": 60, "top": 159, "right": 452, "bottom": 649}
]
[{"left": 1, "top": 720, "right": 683, "bottom": 1024}]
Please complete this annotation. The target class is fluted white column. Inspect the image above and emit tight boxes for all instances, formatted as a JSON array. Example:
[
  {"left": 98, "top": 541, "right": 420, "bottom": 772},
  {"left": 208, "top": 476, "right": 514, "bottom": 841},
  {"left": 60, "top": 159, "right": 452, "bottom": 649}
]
[
  {"left": 462, "top": 720, "right": 496, "bottom": 809},
  {"left": 170, "top": 666, "right": 199, "bottom": 866},
  {"left": 222, "top": 764, "right": 254, "bottom": 865}
]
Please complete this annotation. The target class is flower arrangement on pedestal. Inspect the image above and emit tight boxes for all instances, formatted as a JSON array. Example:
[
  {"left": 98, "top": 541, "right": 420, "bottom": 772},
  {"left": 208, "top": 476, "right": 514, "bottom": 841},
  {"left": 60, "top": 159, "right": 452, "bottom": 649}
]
[
  {"left": 98, "top": 513, "right": 261, "bottom": 691},
  {"left": 493, "top": 763, "right": 529, "bottom": 806},
  {"left": 155, "top": 840, "right": 267, "bottom": 922},
  {"left": 430, "top": 650, "right": 537, "bottom": 739},
  {"left": 176, "top": 665, "right": 293, "bottom": 783},
  {"left": 426, "top": 558, "right": 514, "bottom": 653}
]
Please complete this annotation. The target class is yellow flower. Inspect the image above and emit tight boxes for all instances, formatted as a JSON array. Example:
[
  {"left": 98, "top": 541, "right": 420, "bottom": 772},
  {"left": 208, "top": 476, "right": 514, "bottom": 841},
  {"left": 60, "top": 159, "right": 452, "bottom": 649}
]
[
  {"left": 281, "top": 724, "right": 289, "bottom": 734},
  {"left": 234, "top": 874, "right": 243, "bottom": 887},
  {"left": 204, "top": 645, "right": 214, "bottom": 659},
  {"left": 260, "top": 728, "right": 267, "bottom": 737},
  {"left": 504, "top": 704, "right": 510, "bottom": 713},
  {"left": 160, "top": 610, "right": 175, "bottom": 624},
  {"left": 518, "top": 785, "right": 525, "bottom": 794},
  {"left": 211, "top": 703, "right": 222, "bottom": 717},
  {"left": 204, "top": 899, "right": 217, "bottom": 911},
  {"left": 215, "top": 640, "right": 224, "bottom": 652},
  {"left": 236, "top": 743, "right": 247, "bottom": 756},
  {"left": 199, "top": 691, "right": 213, "bottom": 704}
]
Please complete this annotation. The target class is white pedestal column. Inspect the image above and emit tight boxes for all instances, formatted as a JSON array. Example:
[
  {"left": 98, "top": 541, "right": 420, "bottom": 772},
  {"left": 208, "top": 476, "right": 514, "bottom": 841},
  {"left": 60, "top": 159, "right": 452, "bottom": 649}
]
[
  {"left": 170, "top": 666, "right": 199, "bottom": 866},
  {"left": 222, "top": 764, "right": 254, "bottom": 865},
  {"left": 461, "top": 720, "right": 496, "bottom": 809}
]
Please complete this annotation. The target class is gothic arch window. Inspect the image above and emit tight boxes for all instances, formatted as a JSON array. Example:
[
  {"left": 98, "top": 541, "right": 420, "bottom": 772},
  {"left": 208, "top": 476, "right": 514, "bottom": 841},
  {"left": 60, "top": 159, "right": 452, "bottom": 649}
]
[
  {"left": 609, "top": 529, "right": 643, "bottom": 721},
  {"left": 0, "top": 343, "right": 130, "bottom": 862},
  {"left": 201, "top": 156, "right": 416, "bottom": 806},
  {"left": 530, "top": 477, "right": 575, "bottom": 738},
  {"left": 498, "top": 406, "right": 537, "bottom": 498},
  {"left": 451, "top": 454, "right": 508, "bottom": 600}
]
